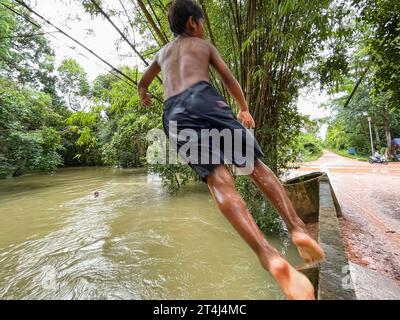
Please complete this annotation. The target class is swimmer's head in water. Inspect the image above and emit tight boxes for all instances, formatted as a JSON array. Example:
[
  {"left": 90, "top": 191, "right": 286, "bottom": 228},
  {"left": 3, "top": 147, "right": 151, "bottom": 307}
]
[
  {"left": 94, "top": 192, "right": 99, "bottom": 198},
  {"left": 168, "top": 0, "right": 205, "bottom": 38}
]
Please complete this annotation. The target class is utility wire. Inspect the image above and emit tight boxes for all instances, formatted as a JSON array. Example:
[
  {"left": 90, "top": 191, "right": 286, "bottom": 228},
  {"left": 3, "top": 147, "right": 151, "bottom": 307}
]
[
  {"left": 0, "top": 1, "right": 138, "bottom": 92},
  {"left": 12, "top": 0, "right": 139, "bottom": 87},
  {"left": 88, "top": 0, "right": 149, "bottom": 67},
  {"left": 88, "top": 0, "right": 163, "bottom": 84},
  {"left": 343, "top": 66, "right": 370, "bottom": 109},
  {"left": 0, "top": 30, "right": 60, "bottom": 40},
  {"left": 3, "top": 0, "right": 163, "bottom": 103}
]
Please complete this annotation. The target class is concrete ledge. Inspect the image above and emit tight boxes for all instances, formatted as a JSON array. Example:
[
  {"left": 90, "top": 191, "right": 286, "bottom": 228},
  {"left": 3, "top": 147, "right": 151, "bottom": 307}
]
[
  {"left": 284, "top": 173, "right": 356, "bottom": 300},
  {"left": 283, "top": 172, "right": 324, "bottom": 223},
  {"left": 318, "top": 178, "right": 356, "bottom": 300}
]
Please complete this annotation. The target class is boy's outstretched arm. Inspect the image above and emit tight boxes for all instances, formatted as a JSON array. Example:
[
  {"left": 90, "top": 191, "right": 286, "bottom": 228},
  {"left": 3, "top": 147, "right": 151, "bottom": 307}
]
[
  {"left": 138, "top": 57, "right": 161, "bottom": 107},
  {"left": 210, "top": 45, "right": 255, "bottom": 129}
]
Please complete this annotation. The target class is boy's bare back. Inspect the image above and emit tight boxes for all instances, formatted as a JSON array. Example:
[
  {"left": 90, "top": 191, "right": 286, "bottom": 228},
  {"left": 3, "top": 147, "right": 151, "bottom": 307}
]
[
  {"left": 138, "top": 0, "right": 255, "bottom": 129},
  {"left": 157, "top": 37, "right": 211, "bottom": 99}
]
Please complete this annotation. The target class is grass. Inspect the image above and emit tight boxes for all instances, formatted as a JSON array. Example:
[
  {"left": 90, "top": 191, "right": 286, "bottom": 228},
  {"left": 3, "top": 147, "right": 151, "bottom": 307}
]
[
  {"left": 329, "top": 148, "right": 369, "bottom": 161},
  {"left": 302, "top": 150, "right": 324, "bottom": 162}
]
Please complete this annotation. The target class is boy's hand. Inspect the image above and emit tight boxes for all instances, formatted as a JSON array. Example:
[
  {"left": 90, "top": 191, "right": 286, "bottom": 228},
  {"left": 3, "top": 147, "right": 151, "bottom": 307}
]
[
  {"left": 237, "top": 111, "right": 256, "bottom": 129},
  {"left": 138, "top": 56, "right": 160, "bottom": 108},
  {"left": 140, "top": 91, "right": 152, "bottom": 108}
]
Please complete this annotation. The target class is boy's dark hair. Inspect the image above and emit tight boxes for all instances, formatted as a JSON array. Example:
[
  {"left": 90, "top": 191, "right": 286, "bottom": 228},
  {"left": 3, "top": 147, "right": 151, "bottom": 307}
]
[{"left": 168, "top": 0, "right": 204, "bottom": 36}]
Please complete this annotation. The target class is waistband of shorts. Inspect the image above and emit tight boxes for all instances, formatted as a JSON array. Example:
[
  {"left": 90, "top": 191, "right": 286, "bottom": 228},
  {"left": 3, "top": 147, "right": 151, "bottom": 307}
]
[{"left": 164, "top": 80, "right": 211, "bottom": 106}]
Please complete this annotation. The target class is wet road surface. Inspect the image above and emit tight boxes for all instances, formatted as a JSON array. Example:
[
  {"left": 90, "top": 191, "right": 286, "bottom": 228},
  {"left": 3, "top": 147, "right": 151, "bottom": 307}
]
[{"left": 290, "top": 151, "right": 400, "bottom": 284}]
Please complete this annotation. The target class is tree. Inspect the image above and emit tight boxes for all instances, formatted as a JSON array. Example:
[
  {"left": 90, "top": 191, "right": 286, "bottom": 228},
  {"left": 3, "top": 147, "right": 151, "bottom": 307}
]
[
  {"left": 65, "top": 66, "right": 162, "bottom": 167},
  {"left": 98, "top": 66, "right": 162, "bottom": 167},
  {"left": 0, "top": 0, "right": 58, "bottom": 94},
  {"left": 351, "top": 0, "right": 400, "bottom": 157},
  {"left": 57, "top": 58, "right": 91, "bottom": 111},
  {"left": 325, "top": 0, "right": 400, "bottom": 158},
  {"left": 79, "top": 0, "right": 351, "bottom": 172},
  {"left": 0, "top": 79, "right": 64, "bottom": 178},
  {"left": 294, "top": 116, "right": 324, "bottom": 162},
  {"left": 0, "top": 2, "right": 67, "bottom": 178}
]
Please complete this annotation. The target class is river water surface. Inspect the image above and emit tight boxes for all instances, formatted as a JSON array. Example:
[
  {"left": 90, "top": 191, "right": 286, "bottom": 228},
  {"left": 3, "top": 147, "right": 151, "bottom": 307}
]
[{"left": 0, "top": 168, "right": 302, "bottom": 299}]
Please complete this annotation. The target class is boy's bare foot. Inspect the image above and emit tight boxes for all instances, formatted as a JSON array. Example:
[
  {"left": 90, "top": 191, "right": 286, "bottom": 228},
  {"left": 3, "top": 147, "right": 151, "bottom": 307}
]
[
  {"left": 268, "top": 256, "right": 315, "bottom": 300},
  {"left": 291, "top": 229, "right": 325, "bottom": 264}
]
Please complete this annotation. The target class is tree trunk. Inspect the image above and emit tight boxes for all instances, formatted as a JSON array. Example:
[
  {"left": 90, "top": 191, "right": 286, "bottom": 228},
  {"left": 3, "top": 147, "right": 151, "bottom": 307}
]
[
  {"left": 373, "top": 123, "right": 381, "bottom": 151},
  {"left": 137, "top": 0, "right": 168, "bottom": 45},
  {"left": 382, "top": 105, "right": 392, "bottom": 159},
  {"left": 13, "top": 158, "right": 27, "bottom": 177},
  {"left": 245, "top": 0, "right": 256, "bottom": 105}
]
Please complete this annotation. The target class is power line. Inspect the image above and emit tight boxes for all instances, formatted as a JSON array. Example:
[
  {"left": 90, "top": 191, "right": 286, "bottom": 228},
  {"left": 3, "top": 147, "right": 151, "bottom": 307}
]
[
  {"left": 0, "top": 1, "right": 138, "bottom": 92},
  {"left": 118, "top": 0, "right": 139, "bottom": 68},
  {"left": 88, "top": 0, "right": 149, "bottom": 67},
  {"left": 87, "top": 0, "right": 163, "bottom": 84},
  {"left": 343, "top": 66, "right": 369, "bottom": 109},
  {"left": 0, "top": 30, "right": 60, "bottom": 40},
  {"left": 1, "top": 1, "right": 40, "bottom": 28},
  {"left": 3, "top": 0, "right": 163, "bottom": 103},
  {"left": 12, "top": 0, "right": 139, "bottom": 87}
]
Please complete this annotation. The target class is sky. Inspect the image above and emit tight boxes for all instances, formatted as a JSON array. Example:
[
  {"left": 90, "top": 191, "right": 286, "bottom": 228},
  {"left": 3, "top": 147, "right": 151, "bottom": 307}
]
[
  {"left": 33, "top": 0, "right": 332, "bottom": 139},
  {"left": 34, "top": 0, "right": 135, "bottom": 81}
]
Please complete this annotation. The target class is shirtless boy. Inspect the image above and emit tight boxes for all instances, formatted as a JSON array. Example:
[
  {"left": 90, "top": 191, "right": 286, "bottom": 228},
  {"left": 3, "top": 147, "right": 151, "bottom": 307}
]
[{"left": 138, "top": 0, "right": 325, "bottom": 300}]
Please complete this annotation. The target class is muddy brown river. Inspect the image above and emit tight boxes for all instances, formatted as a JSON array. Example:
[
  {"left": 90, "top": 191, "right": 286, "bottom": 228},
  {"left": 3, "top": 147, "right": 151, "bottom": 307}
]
[{"left": 0, "top": 168, "right": 302, "bottom": 299}]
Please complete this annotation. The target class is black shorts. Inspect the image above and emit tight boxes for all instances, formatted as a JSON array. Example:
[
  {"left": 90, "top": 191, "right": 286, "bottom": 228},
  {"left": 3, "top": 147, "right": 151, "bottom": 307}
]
[{"left": 163, "top": 81, "right": 264, "bottom": 183}]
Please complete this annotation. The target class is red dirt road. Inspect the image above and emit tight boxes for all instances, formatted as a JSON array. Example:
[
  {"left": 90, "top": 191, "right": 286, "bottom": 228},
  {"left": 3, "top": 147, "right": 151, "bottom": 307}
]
[{"left": 290, "top": 151, "right": 400, "bottom": 284}]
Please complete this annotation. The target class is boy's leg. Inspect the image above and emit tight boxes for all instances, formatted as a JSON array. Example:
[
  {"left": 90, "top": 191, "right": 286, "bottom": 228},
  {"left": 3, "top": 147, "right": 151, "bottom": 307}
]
[
  {"left": 249, "top": 159, "right": 325, "bottom": 264},
  {"left": 206, "top": 164, "right": 315, "bottom": 300}
]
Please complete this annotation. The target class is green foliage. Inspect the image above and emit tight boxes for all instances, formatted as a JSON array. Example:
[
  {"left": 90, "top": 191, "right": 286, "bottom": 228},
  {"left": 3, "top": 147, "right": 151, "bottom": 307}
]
[
  {"left": 0, "top": 3, "right": 70, "bottom": 178},
  {"left": 58, "top": 58, "right": 90, "bottom": 111},
  {"left": 295, "top": 133, "right": 324, "bottom": 162},
  {"left": 326, "top": 121, "right": 349, "bottom": 151},
  {"left": 7, "top": 127, "right": 63, "bottom": 172},
  {"left": 63, "top": 65, "right": 163, "bottom": 168},
  {"left": 325, "top": 0, "right": 400, "bottom": 158},
  {"left": 65, "top": 107, "right": 103, "bottom": 164},
  {"left": 235, "top": 175, "right": 284, "bottom": 234},
  {"left": 0, "top": 79, "right": 64, "bottom": 178},
  {"left": 354, "top": 0, "right": 400, "bottom": 101},
  {"left": 101, "top": 113, "right": 149, "bottom": 167},
  {"left": 96, "top": 67, "right": 163, "bottom": 167},
  {"left": 325, "top": 80, "right": 400, "bottom": 157},
  {"left": 0, "top": 1, "right": 57, "bottom": 93},
  {"left": 149, "top": 163, "right": 199, "bottom": 194}
]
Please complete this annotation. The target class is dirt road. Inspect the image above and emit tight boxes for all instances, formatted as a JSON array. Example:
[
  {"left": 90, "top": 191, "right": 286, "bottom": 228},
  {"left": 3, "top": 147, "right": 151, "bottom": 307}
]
[{"left": 291, "top": 150, "right": 400, "bottom": 284}]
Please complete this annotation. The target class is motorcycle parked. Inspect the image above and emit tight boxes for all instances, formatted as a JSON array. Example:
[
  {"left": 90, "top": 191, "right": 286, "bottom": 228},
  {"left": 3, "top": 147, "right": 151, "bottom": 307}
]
[{"left": 368, "top": 155, "right": 389, "bottom": 165}]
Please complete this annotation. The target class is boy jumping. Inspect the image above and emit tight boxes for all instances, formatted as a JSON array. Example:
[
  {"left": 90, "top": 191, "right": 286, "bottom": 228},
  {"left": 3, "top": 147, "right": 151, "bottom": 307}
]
[{"left": 138, "top": 0, "right": 325, "bottom": 300}]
